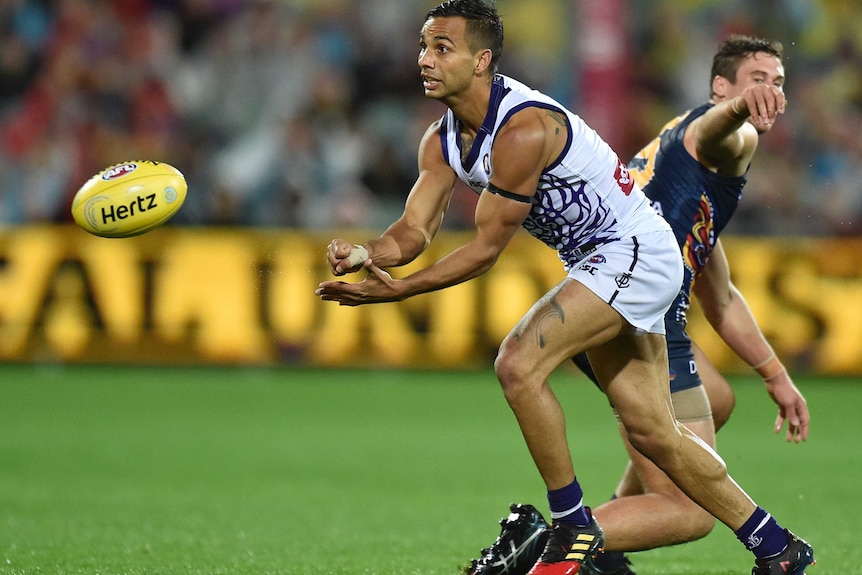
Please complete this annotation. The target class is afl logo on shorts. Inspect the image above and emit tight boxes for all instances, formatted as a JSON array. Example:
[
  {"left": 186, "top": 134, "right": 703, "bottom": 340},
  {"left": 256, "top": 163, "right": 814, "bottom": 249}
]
[
  {"left": 589, "top": 254, "right": 606, "bottom": 264},
  {"left": 483, "top": 154, "right": 491, "bottom": 174},
  {"left": 615, "top": 272, "right": 632, "bottom": 289}
]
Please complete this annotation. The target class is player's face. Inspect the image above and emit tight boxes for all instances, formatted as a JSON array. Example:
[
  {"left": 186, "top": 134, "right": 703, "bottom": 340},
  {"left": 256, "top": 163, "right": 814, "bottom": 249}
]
[
  {"left": 418, "top": 17, "right": 480, "bottom": 101},
  {"left": 727, "top": 52, "right": 785, "bottom": 96},
  {"left": 727, "top": 52, "right": 785, "bottom": 133}
]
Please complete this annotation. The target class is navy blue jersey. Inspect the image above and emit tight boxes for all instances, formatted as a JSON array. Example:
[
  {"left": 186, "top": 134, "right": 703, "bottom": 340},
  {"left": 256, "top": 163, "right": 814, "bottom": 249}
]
[{"left": 628, "top": 103, "right": 748, "bottom": 390}]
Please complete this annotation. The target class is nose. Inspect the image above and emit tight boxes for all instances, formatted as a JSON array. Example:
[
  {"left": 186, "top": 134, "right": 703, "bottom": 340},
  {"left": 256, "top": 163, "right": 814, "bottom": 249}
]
[{"left": 418, "top": 49, "right": 432, "bottom": 68}]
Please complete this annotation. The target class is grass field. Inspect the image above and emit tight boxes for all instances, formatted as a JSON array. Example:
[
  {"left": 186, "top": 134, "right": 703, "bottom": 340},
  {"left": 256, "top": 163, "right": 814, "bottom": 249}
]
[{"left": 0, "top": 364, "right": 858, "bottom": 574}]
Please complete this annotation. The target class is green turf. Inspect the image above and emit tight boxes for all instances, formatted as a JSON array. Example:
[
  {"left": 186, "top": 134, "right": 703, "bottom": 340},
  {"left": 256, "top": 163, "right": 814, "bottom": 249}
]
[{"left": 0, "top": 364, "right": 857, "bottom": 574}]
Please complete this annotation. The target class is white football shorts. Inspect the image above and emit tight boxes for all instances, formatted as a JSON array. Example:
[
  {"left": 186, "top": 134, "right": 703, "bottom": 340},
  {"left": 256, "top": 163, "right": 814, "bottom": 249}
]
[{"left": 567, "top": 230, "right": 683, "bottom": 335}]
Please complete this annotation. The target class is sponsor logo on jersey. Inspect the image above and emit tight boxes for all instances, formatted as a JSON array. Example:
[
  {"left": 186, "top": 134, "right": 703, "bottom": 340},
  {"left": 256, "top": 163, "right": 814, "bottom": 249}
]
[{"left": 614, "top": 159, "right": 635, "bottom": 196}]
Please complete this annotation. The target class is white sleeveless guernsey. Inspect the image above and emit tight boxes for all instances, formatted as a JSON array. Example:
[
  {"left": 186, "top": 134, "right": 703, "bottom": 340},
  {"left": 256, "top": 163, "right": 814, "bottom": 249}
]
[{"left": 438, "top": 74, "right": 671, "bottom": 271}]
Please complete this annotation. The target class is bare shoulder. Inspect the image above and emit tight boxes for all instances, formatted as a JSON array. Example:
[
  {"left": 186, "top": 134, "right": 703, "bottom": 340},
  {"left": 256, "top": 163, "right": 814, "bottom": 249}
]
[
  {"left": 423, "top": 118, "right": 444, "bottom": 140},
  {"left": 498, "top": 106, "right": 567, "bottom": 150},
  {"left": 495, "top": 106, "right": 568, "bottom": 167},
  {"left": 417, "top": 119, "right": 447, "bottom": 166},
  {"left": 491, "top": 106, "right": 568, "bottom": 192}
]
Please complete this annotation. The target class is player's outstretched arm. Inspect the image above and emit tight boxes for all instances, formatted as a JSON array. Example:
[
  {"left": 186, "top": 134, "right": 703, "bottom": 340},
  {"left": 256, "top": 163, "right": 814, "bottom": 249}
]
[
  {"left": 317, "top": 110, "right": 542, "bottom": 306},
  {"left": 694, "top": 240, "right": 810, "bottom": 442},
  {"left": 326, "top": 120, "right": 457, "bottom": 276},
  {"left": 691, "top": 84, "right": 784, "bottom": 175}
]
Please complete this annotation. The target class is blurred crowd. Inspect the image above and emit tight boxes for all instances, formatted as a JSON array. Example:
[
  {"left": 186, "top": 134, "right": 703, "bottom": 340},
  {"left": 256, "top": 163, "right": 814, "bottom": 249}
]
[{"left": 1, "top": 0, "right": 860, "bottom": 235}]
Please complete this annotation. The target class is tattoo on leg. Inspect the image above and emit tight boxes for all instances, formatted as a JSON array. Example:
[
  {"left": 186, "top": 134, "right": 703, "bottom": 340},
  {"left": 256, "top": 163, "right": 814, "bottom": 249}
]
[{"left": 534, "top": 293, "right": 565, "bottom": 348}]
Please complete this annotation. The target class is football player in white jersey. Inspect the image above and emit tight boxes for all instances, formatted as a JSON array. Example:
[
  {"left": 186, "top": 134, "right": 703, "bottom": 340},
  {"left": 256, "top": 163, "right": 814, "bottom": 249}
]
[{"left": 316, "top": 2, "right": 813, "bottom": 575}]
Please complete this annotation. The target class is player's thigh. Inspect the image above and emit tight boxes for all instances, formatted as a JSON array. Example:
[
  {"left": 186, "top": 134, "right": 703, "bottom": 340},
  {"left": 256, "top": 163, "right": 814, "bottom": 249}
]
[
  {"left": 497, "top": 277, "right": 628, "bottom": 381},
  {"left": 692, "top": 342, "right": 736, "bottom": 430}
]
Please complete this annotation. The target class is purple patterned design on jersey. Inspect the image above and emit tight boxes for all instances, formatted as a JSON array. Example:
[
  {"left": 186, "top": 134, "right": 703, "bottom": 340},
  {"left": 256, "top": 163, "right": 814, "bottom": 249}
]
[{"left": 521, "top": 174, "right": 619, "bottom": 269}]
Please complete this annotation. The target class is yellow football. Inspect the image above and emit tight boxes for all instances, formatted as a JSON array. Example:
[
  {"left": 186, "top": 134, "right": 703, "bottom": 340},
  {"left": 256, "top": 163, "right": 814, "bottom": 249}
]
[{"left": 71, "top": 160, "right": 187, "bottom": 238}]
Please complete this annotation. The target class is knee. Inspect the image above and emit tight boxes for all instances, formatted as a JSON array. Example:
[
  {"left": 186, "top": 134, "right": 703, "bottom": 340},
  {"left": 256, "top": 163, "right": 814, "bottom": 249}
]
[
  {"left": 494, "top": 341, "right": 536, "bottom": 401},
  {"left": 688, "top": 511, "right": 716, "bottom": 541},
  {"left": 675, "top": 504, "right": 716, "bottom": 542},
  {"left": 711, "top": 390, "right": 736, "bottom": 431},
  {"left": 625, "top": 420, "right": 723, "bottom": 479},
  {"left": 645, "top": 487, "right": 716, "bottom": 543},
  {"left": 643, "top": 480, "right": 717, "bottom": 543},
  {"left": 624, "top": 421, "right": 678, "bottom": 464}
]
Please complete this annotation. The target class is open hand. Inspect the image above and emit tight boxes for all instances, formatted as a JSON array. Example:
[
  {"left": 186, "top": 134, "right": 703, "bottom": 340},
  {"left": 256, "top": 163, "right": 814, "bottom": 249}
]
[
  {"left": 764, "top": 371, "right": 810, "bottom": 442},
  {"left": 316, "top": 263, "right": 402, "bottom": 306}
]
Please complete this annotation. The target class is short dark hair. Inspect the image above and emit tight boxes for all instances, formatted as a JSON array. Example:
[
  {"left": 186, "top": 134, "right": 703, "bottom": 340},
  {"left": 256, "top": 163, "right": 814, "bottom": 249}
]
[
  {"left": 710, "top": 34, "right": 784, "bottom": 96},
  {"left": 426, "top": 0, "right": 504, "bottom": 74}
]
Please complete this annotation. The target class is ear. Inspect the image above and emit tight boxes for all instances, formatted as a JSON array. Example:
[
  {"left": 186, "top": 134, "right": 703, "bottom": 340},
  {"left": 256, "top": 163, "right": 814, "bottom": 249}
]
[
  {"left": 712, "top": 75, "right": 729, "bottom": 100},
  {"left": 475, "top": 49, "right": 493, "bottom": 75}
]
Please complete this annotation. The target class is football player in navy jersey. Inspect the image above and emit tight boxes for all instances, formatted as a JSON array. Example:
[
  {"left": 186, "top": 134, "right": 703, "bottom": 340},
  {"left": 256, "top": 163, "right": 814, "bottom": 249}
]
[
  {"left": 570, "top": 35, "right": 813, "bottom": 575},
  {"left": 316, "top": 3, "right": 813, "bottom": 574}
]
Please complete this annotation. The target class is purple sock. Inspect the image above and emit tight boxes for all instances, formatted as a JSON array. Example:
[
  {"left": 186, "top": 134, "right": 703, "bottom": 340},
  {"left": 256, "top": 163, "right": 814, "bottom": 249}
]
[
  {"left": 735, "top": 507, "right": 789, "bottom": 559},
  {"left": 548, "top": 479, "right": 590, "bottom": 527}
]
